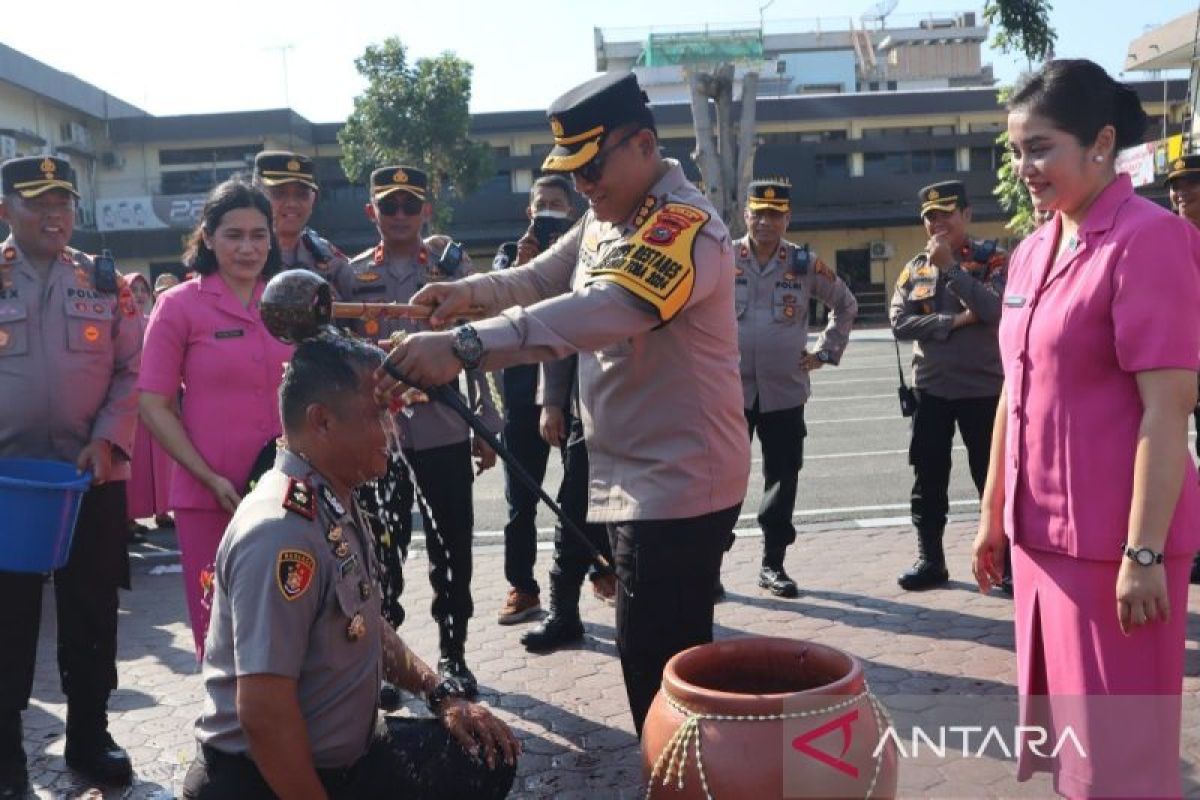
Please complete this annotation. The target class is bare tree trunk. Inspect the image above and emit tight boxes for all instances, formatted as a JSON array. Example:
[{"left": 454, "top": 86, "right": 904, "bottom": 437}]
[
  {"left": 715, "top": 63, "right": 737, "bottom": 223},
  {"left": 688, "top": 70, "right": 725, "bottom": 217},
  {"left": 731, "top": 71, "right": 760, "bottom": 239}
]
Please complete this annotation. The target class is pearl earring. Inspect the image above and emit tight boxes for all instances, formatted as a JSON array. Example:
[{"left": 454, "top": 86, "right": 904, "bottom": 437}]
[{"left": 1093, "top": 155, "right": 1104, "bottom": 162}]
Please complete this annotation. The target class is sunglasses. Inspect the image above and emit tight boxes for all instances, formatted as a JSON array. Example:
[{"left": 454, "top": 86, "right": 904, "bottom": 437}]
[
  {"left": 572, "top": 129, "right": 641, "bottom": 184},
  {"left": 375, "top": 193, "right": 425, "bottom": 217}
]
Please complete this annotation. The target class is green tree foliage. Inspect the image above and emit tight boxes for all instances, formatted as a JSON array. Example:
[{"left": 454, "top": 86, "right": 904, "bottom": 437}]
[
  {"left": 339, "top": 38, "right": 493, "bottom": 229},
  {"left": 986, "top": 1, "right": 1057, "bottom": 235}
]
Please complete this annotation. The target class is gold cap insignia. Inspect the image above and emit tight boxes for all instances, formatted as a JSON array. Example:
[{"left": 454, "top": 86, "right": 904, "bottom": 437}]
[
  {"left": 393, "top": 169, "right": 408, "bottom": 184},
  {"left": 550, "top": 116, "right": 565, "bottom": 138},
  {"left": 764, "top": 188, "right": 776, "bottom": 199},
  {"left": 40, "top": 158, "right": 57, "bottom": 179},
  {"left": 1175, "top": 159, "right": 1186, "bottom": 170},
  {"left": 928, "top": 189, "right": 940, "bottom": 200},
  {"left": 287, "top": 158, "right": 301, "bottom": 172}
]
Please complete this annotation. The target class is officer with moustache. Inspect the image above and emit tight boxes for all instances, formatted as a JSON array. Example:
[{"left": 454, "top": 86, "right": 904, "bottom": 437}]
[
  {"left": 375, "top": 73, "right": 750, "bottom": 734},
  {"left": 733, "top": 179, "right": 857, "bottom": 598},
  {"left": 333, "top": 167, "right": 500, "bottom": 696},
  {"left": 0, "top": 157, "right": 141, "bottom": 794},
  {"left": 890, "top": 180, "right": 1007, "bottom": 591},
  {"left": 253, "top": 151, "right": 349, "bottom": 286}
]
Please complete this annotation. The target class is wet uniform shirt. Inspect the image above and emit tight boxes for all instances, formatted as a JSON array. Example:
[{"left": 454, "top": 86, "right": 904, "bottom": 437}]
[
  {"left": 733, "top": 236, "right": 858, "bottom": 412},
  {"left": 459, "top": 159, "right": 751, "bottom": 522},
  {"left": 0, "top": 236, "right": 140, "bottom": 476},
  {"left": 334, "top": 242, "right": 500, "bottom": 451},
  {"left": 889, "top": 237, "right": 1008, "bottom": 399},
  {"left": 195, "top": 448, "right": 382, "bottom": 769}
]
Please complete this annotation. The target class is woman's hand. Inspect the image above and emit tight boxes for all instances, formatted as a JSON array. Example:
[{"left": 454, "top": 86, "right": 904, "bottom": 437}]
[
  {"left": 971, "top": 514, "right": 1007, "bottom": 594},
  {"left": 205, "top": 473, "right": 242, "bottom": 514},
  {"left": 1116, "top": 559, "right": 1170, "bottom": 635}
]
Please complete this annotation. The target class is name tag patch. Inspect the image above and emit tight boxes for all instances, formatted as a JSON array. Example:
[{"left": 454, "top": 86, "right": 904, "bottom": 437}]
[
  {"left": 215, "top": 329, "right": 245, "bottom": 339},
  {"left": 1003, "top": 295, "right": 1027, "bottom": 308}
]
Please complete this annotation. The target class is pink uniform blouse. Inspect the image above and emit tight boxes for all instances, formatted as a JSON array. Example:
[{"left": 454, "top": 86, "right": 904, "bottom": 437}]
[
  {"left": 999, "top": 174, "right": 1200, "bottom": 560},
  {"left": 137, "top": 274, "right": 293, "bottom": 511}
]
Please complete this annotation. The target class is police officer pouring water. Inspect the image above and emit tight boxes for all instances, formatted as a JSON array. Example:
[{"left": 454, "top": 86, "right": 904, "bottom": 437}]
[
  {"left": 890, "top": 180, "right": 1007, "bottom": 591},
  {"left": 0, "top": 157, "right": 141, "bottom": 795},
  {"left": 375, "top": 72, "right": 750, "bottom": 735},
  {"left": 181, "top": 334, "right": 517, "bottom": 799},
  {"left": 253, "top": 151, "right": 349, "bottom": 284},
  {"left": 734, "top": 179, "right": 857, "bottom": 597}
]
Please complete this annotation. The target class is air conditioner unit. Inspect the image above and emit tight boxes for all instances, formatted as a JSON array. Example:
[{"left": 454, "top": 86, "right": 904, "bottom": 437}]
[
  {"left": 100, "top": 151, "right": 126, "bottom": 170},
  {"left": 869, "top": 241, "right": 895, "bottom": 260},
  {"left": 0, "top": 136, "right": 16, "bottom": 160}
]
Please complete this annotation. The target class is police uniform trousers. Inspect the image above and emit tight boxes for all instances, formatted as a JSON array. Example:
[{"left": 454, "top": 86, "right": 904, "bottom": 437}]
[
  {"left": 610, "top": 504, "right": 741, "bottom": 735},
  {"left": 744, "top": 400, "right": 806, "bottom": 555},
  {"left": 0, "top": 482, "right": 129, "bottom": 719},
  {"left": 908, "top": 390, "right": 997, "bottom": 533},
  {"left": 548, "top": 416, "right": 613, "bottom": 601},
  {"left": 367, "top": 441, "right": 475, "bottom": 655},
  {"left": 501, "top": 404, "right": 550, "bottom": 596},
  {"left": 181, "top": 716, "right": 515, "bottom": 800}
]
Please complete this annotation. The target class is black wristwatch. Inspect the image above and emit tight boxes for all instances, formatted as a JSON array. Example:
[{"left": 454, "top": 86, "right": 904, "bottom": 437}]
[
  {"left": 425, "top": 677, "right": 467, "bottom": 715},
  {"left": 816, "top": 350, "right": 833, "bottom": 365},
  {"left": 450, "top": 324, "right": 484, "bottom": 370},
  {"left": 1121, "top": 543, "right": 1164, "bottom": 566}
]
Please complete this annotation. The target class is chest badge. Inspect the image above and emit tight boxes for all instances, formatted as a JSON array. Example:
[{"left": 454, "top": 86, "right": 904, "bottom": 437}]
[
  {"left": 347, "top": 612, "right": 366, "bottom": 641},
  {"left": 356, "top": 271, "right": 380, "bottom": 283},
  {"left": 82, "top": 324, "right": 100, "bottom": 343}
]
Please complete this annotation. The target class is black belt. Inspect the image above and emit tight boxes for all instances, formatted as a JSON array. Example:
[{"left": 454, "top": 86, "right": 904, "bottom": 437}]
[{"left": 200, "top": 743, "right": 359, "bottom": 791}]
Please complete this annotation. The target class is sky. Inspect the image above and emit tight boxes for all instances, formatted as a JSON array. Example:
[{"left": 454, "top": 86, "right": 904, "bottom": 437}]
[{"left": 2, "top": 0, "right": 1195, "bottom": 122}]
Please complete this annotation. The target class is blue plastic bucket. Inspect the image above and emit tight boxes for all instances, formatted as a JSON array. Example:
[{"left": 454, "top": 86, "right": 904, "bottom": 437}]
[{"left": 0, "top": 459, "right": 92, "bottom": 572}]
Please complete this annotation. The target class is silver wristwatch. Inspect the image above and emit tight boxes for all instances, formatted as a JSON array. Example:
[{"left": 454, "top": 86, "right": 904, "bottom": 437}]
[{"left": 450, "top": 324, "right": 483, "bottom": 370}]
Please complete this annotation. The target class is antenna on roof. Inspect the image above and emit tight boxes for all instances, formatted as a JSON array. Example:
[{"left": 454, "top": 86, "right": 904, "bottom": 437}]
[{"left": 861, "top": 0, "right": 899, "bottom": 28}]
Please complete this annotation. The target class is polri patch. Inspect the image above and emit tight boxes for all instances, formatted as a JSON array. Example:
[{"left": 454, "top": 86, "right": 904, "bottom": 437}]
[
  {"left": 276, "top": 549, "right": 316, "bottom": 601},
  {"left": 283, "top": 477, "right": 315, "bottom": 520}
]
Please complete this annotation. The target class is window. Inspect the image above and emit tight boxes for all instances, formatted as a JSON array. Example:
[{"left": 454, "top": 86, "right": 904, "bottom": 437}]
[
  {"left": 760, "top": 130, "right": 847, "bottom": 145},
  {"left": 970, "top": 145, "right": 1005, "bottom": 172},
  {"left": 863, "top": 149, "right": 957, "bottom": 176},
  {"left": 159, "top": 145, "right": 259, "bottom": 166},
  {"left": 968, "top": 121, "right": 1004, "bottom": 133},
  {"left": 815, "top": 154, "right": 849, "bottom": 177},
  {"left": 861, "top": 126, "right": 956, "bottom": 138},
  {"left": 160, "top": 167, "right": 243, "bottom": 195},
  {"left": 863, "top": 152, "right": 909, "bottom": 176}
]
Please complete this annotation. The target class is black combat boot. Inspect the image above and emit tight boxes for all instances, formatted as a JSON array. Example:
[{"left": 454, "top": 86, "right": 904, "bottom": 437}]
[
  {"left": 0, "top": 713, "right": 28, "bottom": 800},
  {"left": 758, "top": 548, "right": 799, "bottom": 598},
  {"left": 1191, "top": 552, "right": 1200, "bottom": 585},
  {"left": 64, "top": 699, "right": 132, "bottom": 786},
  {"left": 897, "top": 528, "right": 950, "bottom": 590},
  {"left": 437, "top": 623, "right": 478, "bottom": 698},
  {"left": 521, "top": 579, "right": 584, "bottom": 654}
]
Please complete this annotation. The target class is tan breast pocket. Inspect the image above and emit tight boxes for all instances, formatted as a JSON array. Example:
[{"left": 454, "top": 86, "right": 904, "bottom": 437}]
[
  {"left": 0, "top": 302, "right": 29, "bottom": 357},
  {"left": 64, "top": 298, "right": 113, "bottom": 354}
]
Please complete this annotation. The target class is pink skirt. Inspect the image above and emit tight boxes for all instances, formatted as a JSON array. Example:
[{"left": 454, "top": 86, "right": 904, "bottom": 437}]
[
  {"left": 126, "top": 419, "right": 174, "bottom": 519},
  {"left": 1013, "top": 543, "right": 1191, "bottom": 798}
]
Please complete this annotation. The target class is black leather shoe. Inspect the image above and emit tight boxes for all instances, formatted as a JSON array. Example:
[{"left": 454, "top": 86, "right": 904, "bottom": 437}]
[
  {"left": 897, "top": 559, "right": 949, "bottom": 590},
  {"left": 437, "top": 657, "right": 478, "bottom": 699},
  {"left": 758, "top": 564, "right": 800, "bottom": 598},
  {"left": 0, "top": 763, "right": 28, "bottom": 800},
  {"left": 521, "top": 614, "right": 584, "bottom": 654},
  {"left": 64, "top": 731, "right": 133, "bottom": 786},
  {"left": 713, "top": 580, "right": 726, "bottom": 602}
]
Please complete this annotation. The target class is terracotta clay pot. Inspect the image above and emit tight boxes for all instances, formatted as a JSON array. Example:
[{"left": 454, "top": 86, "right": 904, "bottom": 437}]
[{"left": 641, "top": 637, "right": 897, "bottom": 799}]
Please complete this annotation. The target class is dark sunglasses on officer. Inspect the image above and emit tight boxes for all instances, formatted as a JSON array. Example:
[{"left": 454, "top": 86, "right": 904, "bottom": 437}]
[
  {"left": 572, "top": 128, "right": 642, "bottom": 184},
  {"left": 375, "top": 193, "right": 424, "bottom": 217}
]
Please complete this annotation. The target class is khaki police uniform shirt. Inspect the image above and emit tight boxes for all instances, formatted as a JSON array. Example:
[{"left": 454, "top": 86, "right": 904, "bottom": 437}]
[
  {"left": 196, "top": 449, "right": 382, "bottom": 769},
  {"left": 460, "top": 159, "right": 751, "bottom": 523},
  {"left": 734, "top": 236, "right": 858, "bottom": 412},
  {"left": 334, "top": 243, "right": 501, "bottom": 452},
  {"left": 0, "top": 236, "right": 140, "bottom": 477},
  {"left": 282, "top": 228, "right": 350, "bottom": 289},
  {"left": 889, "top": 237, "right": 1007, "bottom": 399}
]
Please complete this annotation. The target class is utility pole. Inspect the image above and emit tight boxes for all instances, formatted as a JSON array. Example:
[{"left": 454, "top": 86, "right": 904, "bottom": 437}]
[{"left": 265, "top": 44, "right": 296, "bottom": 147}]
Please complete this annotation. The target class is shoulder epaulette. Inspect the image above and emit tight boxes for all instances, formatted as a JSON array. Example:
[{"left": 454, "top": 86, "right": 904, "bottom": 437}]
[{"left": 282, "top": 477, "right": 316, "bottom": 520}]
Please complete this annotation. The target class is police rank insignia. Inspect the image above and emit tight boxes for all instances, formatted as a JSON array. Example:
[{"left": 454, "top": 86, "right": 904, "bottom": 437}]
[
  {"left": 585, "top": 202, "right": 708, "bottom": 323},
  {"left": 347, "top": 612, "right": 366, "bottom": 640},
  {"left": 319, "top": 485, "right": 346, "bottom": 517},
  {"left": 283, "top": 478, "right": 315, "bottom": 519},
  {"left": 276, "top": 550, "right": 316, "bottom": 601}
]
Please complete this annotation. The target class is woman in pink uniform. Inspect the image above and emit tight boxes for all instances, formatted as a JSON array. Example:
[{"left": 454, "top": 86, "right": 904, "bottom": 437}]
[
  {"left": 138, "top": 178, "right": 292, "bottom": 658},
  {"left": 973, "top": 60, "right": 1200, "bottom": 798},
  {"left": 126, "top": 273, "right": 176, "bottom": 531}
]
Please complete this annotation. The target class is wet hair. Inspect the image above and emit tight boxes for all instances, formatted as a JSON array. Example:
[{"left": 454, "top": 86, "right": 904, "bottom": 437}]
[
  {"left": 1008, "top": 59, "right": 1148, "bottom": 150},
  {"left": 182, "top": 177, "right": 282, "bottom": 276},
  {"left": 279, "top": 333, "right": 385, "bottom": 433}
]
